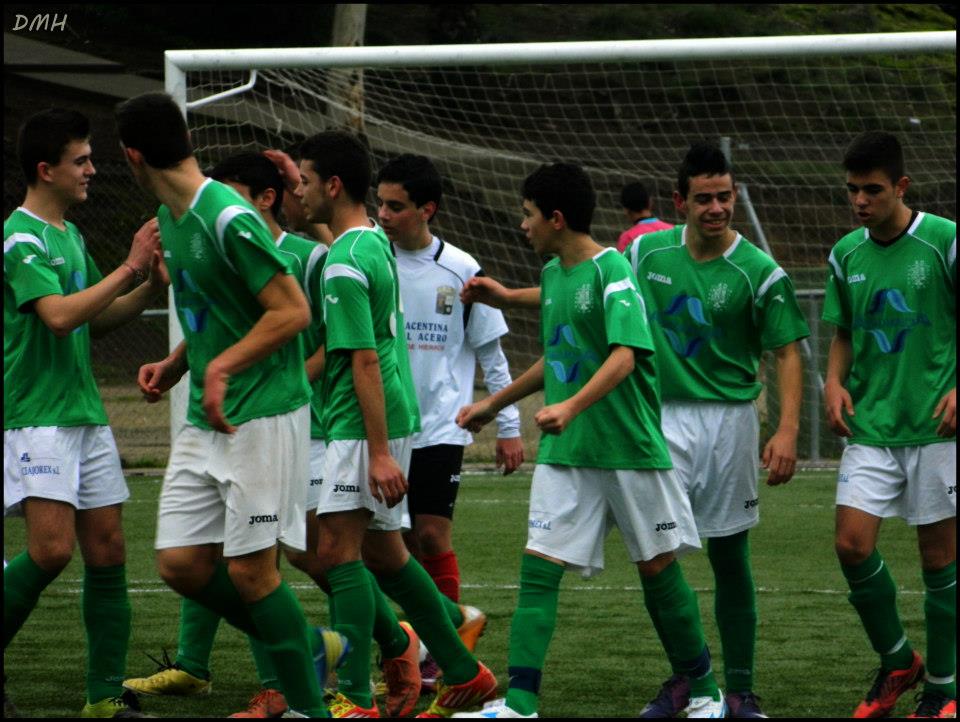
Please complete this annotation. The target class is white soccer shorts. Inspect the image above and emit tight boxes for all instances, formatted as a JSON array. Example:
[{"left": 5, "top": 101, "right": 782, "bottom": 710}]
[
  {"left": 319, "top": 436, "right": 413, "bottom": 532},
  {"left": 4, "top": 425, "right": 128, "bottom": 516},
  {"left": 836, "top": 441, "right": 956, "bottom": 526},
  {"left": 525, "top": 464, "right": 700, "bottom": 578},
  {"left": 307, "top": 439, "right": 327, "bottom": 512},
  {"left": 662, "top": 400, "right": 761, "bottom": 538},
  {"left": 155, "top": 405, "right": 309, "bottom": 557}
]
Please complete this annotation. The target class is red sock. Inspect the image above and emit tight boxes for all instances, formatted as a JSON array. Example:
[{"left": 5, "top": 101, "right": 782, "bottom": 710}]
[{"left": 421, "top": 550, "right": 460, "bottom": 603}]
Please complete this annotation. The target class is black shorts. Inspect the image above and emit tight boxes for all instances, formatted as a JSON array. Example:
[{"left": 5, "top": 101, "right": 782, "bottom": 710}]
[{"left": 407, "top": 444, "right": 465, "bottom": 520}]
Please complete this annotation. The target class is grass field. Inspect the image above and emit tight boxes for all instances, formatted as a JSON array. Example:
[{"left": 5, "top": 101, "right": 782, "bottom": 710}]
[{"left": 4, "top": 467, "right": 929, "bottom": 718}]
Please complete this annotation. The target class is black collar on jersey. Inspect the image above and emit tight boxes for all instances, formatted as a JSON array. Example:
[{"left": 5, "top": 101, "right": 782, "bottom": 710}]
[
  {"left": 389, "top": 238, "right": 444, "bottom": 262},
  {"left": 870, "top": 210, "right": 918, "bottom": 248}
]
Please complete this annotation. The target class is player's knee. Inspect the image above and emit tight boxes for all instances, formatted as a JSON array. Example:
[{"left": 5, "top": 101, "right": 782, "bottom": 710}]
[
  {"left": 30, "top": 541, "right": 73, "bottom": 575},
  {"left": 415, "top": 526, "right": 452, "bottom": 557},
  {"left": 156, "top": 550, "right": 205, "bottom": 594},
  {"left": 834, "top": 535, "right": 873, "bottom": 565}
]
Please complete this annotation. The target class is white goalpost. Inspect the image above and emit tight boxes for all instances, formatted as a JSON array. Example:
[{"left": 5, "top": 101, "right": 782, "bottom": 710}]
[{"left": 163, "top": 31, "right": 956, "bottom": 460}]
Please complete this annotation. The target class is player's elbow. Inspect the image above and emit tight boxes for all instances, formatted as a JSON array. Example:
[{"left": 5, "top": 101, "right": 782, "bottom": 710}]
[{"left": 44, "top": 315, "right": 76, "bottom": 338}]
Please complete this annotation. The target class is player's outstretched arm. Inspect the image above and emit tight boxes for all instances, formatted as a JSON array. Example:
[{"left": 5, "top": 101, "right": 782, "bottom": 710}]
[
  {"left": 34, "top": 217, "right": 160, "bottom": 337},
  {"left": 474, "top": 338, "right": 524, "bottom": 475},
  {"left": 91, "top": 240, "right": 170, "bottom": 337},
  {"left": 352, "top": 347, "right": 408, "bottom": 507},
  {"left": 458, "top": 357, "right": 545, "bottom": 433},
  {"left": 824, "top": 329, "right": 855, "bottom": 438},
  {"left": 933, "top": 387, "right": 957, "bottom": 437},
  {"left": 460, "top": 276, "right": 540, "bottom": 309},
  {"left": 762, "top": 341, "right": 802, "bottom": 485},
  {"left": 535, "top": 344, "right": 635, "bottom": 435},
  {"left": 139, "top": 340, "right": 188, "bottom": 403},
  {"left": 202, "top": 271, "right": 310, "bottom": 433}
]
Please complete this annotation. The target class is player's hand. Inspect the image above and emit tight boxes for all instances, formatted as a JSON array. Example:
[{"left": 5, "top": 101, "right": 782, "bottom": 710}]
[
  {"left": 127, "top": 217, "right": 161, "bottom": 273},
  {"left": 824, "top": 380, "right": 854, "bottom": 437},
  {"left": 148, "top": 247, "right": 170, "bottom": 288},
  {"left": 495, "top": 436, "right": 524, "bottom": 476},
  {"left": 761, "top": 429, "right": 797, "bottom": 486},
  {"left": 933, "top": 387, "right": 957, "bottom": 437},
  {"left": 138, "top": 361, "right": 172, "bottom": 403},
  {"left": 202, "top": 362, "right": 236, "bottom": 434},
  {"left": 460, "top": 276, "right": 510, "bottom": 308},
  {"left": 368, "top": 452, "right": 408, "bottom": 508},
  {"left": 263, "top": 149, "right": 301, "bottom": 192},
  {"left": 534, "top": 402, "right": 574, "bottom": 435},
  {"left": 456, "top": 401, "right": 496, "bottom": 432}
]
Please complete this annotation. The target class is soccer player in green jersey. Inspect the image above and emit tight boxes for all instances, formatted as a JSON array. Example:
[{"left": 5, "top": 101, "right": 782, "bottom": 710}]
[
  {"left": 114, "top": 92, "right": 330, "bottom": 718},
  {"left": 298, "top": 130, "right": 499, "bottom": 718},
  {"left": 824, "top": 131, "right": 956, "bottom": 720},
  {"left": 461, "top": 143, "right": 809, "bottom": 718},
  {"left": 4, "top": 108, "right": 165, "bottom": 718},
  {"left": 454, "top": 162, "right": 724, "bottom": 719},
  {"left": 123, "top": 151, "right": 348, "bottom": 717}
]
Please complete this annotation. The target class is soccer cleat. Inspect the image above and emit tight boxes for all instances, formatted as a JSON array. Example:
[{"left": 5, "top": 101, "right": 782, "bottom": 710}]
[
  {"left": 853, "top": 651, "right": 925, "bottom": 718},
  {"left": 457, "top": 605, "right": 488, "bottom": 653},
  {"left": 122, "top": 649, "right": 211, "bottom": 696},
  {"left": 639, "top": 674, "right": 691, "bottom": 718},
  {"left": 421, "top": 653, "right": 442, "bottom": 695},
  {"left": 907, "top": 690, "right": 957, "bottom": 718},
  {"left": 382, "top": 621, "right": 422, "bottom": 717},
  {"left": 329, "top": 693, "right": 381, "bottom": 718},
  {"left": 725, "top": 691, "right": 768, "bottom": 718},
  {"left": 316, "top": 628, "right": 352, "bottom": 692},
  {"left": 229, "top": 688, "right": 288, "bottom": 718},
  {"left": 80, "top": 690, "right": 151, "bottom": 718},
  {"left": 416, "top": 661, "right": 498, "bottom": 718},
  {"left": 683, "top": 694, "right": 727, "bottom": 718},
  {"left": 451, "top": 698, "right": 538, "bottom": 718}
]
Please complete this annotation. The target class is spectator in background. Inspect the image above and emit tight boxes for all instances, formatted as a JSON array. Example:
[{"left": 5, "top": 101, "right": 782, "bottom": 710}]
[{"left": 616, "top": 181, "right": 673, "bottom": 252}]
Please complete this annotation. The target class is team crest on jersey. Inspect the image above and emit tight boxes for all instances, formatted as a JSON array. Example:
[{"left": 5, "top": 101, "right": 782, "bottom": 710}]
[
  {"left": 574, "top": 284, "right": 594, "bottom": 312},
  {"left": 708, "top": 282, "right": 730, "bottom": 310},
  {"left": 189, "top": 233, "right": 205, "bottom": 260},
  {"left": 906, "top": 260, "right": 930, "bottom": 290},
  {"left": 435, "top": 285, "right": 455, "bottom": 315}
]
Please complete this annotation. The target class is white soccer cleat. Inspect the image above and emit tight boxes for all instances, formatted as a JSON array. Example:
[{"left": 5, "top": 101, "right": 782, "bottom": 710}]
[
  {"left": 684, "top": 694, "right": 728, "bottom": 718},
  {"left": 451, "top": 698, "right": 538, "bottom": 718}
]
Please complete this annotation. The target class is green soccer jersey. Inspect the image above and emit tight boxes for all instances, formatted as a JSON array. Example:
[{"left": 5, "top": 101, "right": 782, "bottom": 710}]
[
  {"left": 626, "top": 226, "right": 809, "bottom": 402},
  {"left": 4, "top": 207, "right": 109, "bottom": 429},
  {"left": 159, "top": 179, "right": 310, "bottom": 430},
  {"left": 276, "top": 231, "right": 329, "bottom": 440},
  {"left": 822, "top": 211, "right": 956, "bottom": 446},
  {"left": 538, "top": 248, "right": 672, "bottom": 470},
  {"left": 320, "top": 224, "right": 420, "bottom": 441}
]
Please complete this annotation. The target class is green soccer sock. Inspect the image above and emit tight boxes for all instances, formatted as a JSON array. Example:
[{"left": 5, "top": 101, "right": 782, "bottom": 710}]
[
  {"left": 503, "top": 554, "right": 564, "bottom": 717},
  {"left": 841, "top": 549, "right": 915, "bottom": 671},
  {"left": 922, "top": 561, "right": 956, "bottom": 698},
  {"left": 368, "top": 569, "right": 409, "bottom": 660},
  {"left": 175, "top": 598, "right": 220, "bottom": 680},
  {"left": 186, "top": 562, "right": 259, "bottom": 638},
  {"left": 440, "top": 590, "right": 465, "bottom": 629},
  {"left": 3, "top": 551, "right": 59, "bottom": 649},
  {"left": 708, "top": 532, "right": 757, "bottom": 693},
  {"left": 641, "top": 561, "right": 720, "bottom": 700},
  {"left": 248, "top": 635, "right": 281, "bottom": 691},
  {"left": 248, "top": 581, "right": 328, "bottom": 717},
  {"left": 327, "top": 561, "right": 375, "bottom": 707},
  {"left": 643, "top": 583, "right": 682, "bottom": 675},
  {"left": 83, "top": 565, "right": 131, "bottom": 703},
  {"left": 376, "top": 556, "right": 477, "bottom": 685}
]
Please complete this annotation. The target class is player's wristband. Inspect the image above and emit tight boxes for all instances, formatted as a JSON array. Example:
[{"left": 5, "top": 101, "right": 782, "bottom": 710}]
[{"left": 123, "top": 262, "right": 146, "bottom": 287}]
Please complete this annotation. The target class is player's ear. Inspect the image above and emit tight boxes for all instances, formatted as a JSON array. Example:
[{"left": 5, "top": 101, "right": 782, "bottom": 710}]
[
  {"left": 421, "top": 200, "right": 438, "bottom": 223},
  {"left": 258, "top": 188, "right": 277, "bottom": 212},
  {"left": 36, "top": 161, "right": 54, "bottom": 183},
  {"left": 895, "top": 175, "right": 910, "bottom": 199},
  {"left": 672, "top": 190, "right": 686, "bottom": 213},
  {"left": 122, "top": 145, "right": 144, "bottom": 167},
  {"left": 549, "top": 209, "right": 565, "bottom": 230}
]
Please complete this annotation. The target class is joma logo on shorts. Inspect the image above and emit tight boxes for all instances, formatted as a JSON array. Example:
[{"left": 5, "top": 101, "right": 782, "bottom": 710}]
[
  {"left": 528, "top": 519, "right": 551, "bottom": 530},
  {"left": 248, "top": 514, "right": 279, "bottom": 525},
  {"left": 310, "top": 478, "right": 322, "bottom": 486},
  {"left": 948, "top": 485, "right": 956, "bottom": 496},
  {"left": 21, "top": 464, "right": 60, "bottom": 476},
  {"left": 743, "top": 498, "right": 760, "bottom": 509},
  {"left": 449, "top": 474, "right": 461, "bottom": 484},
  {"left": 647, "top": 272, "right": 672, "bottom": 285},
  {"left": 333, "top": 484, "right": 360, "bottom": 493},
  {"left": 655, "top": 521, "right": 677, "bottom": 532}
]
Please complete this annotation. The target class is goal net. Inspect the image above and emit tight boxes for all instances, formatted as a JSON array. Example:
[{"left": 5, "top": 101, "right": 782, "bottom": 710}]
[{"left": 168, "top": 33, "right": 956, "bottom": 460}]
